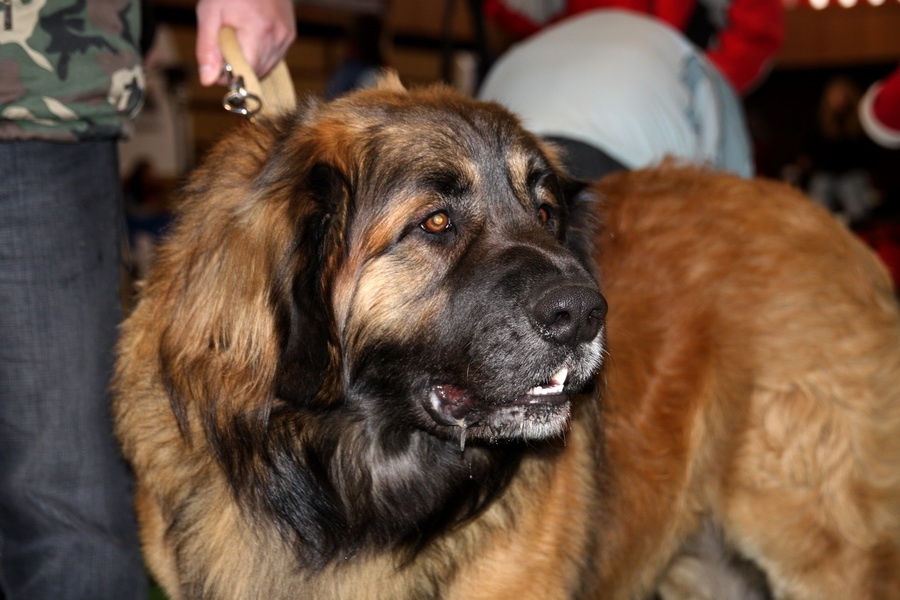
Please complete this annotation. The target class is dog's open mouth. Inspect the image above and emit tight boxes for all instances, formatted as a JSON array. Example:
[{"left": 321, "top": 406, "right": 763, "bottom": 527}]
[{"left": 423, "top": 367, "right": 572, "bottom": 442}]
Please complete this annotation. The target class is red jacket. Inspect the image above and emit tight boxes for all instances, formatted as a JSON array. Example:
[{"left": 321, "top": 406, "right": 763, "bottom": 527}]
[{"left": 484, "top": 0, "right": 784, "bottom": 94}]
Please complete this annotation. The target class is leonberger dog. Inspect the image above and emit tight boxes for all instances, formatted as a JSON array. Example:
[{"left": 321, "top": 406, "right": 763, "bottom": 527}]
[{"left": 113, "top": 76, "right": 900, "bottom": 599}]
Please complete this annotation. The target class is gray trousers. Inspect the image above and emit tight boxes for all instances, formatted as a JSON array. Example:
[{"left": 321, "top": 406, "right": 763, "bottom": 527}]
[{"left": 0, "top": 140, "right": 147, "bottom": 599}]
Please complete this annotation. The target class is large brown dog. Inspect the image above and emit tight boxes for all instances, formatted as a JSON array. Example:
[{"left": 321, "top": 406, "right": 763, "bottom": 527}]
[{"left": 113, "top": 77, "right": 900, "bottom": 599}]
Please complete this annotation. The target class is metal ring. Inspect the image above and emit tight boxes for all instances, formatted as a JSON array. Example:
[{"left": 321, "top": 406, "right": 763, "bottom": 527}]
[
  {"left": 221, "top": 64, "right": 262, "bottom": 118},
  {"left": 222, "top": 87, "right": 262, "bottom": 117}
]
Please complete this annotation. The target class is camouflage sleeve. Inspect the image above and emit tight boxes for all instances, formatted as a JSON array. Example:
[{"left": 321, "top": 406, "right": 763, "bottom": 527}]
[{"left": 0, "top": 0, "right": 146, "bottom": 141}]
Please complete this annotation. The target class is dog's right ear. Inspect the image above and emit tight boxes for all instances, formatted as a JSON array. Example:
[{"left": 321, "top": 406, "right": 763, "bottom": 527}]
[{"left": 562, "top": 178, "right": 603, "bottom": 274}]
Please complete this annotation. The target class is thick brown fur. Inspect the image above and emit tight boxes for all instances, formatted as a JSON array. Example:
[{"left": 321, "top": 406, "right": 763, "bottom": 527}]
[{"left": 113, "top": 79, "right": 900, "bottom": 599}]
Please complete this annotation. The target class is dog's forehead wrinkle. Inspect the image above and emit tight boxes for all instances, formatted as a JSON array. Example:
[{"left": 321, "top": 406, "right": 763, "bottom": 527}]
[{"left": 352, "top": 135, "right": 479, "bottom": 197}]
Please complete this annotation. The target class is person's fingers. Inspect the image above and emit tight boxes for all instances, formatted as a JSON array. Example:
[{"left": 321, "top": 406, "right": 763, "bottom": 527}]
[
  {"left": 195, "top": 1, "right": 224, "bottom": 86},
  {"left": 195, "top": 0, "right": 295, "bottom": 86},
  {"left": 234, "top": 8, "right": 295, "bottom": 78}
]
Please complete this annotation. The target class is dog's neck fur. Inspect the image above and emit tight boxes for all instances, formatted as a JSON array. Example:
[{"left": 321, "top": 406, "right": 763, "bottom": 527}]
[{"left": 229, "top": 403, "right": 529, "bottom": 570}]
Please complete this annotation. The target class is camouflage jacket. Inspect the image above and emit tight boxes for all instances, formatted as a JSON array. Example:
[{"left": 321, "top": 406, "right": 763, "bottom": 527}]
[{"left": 0, "top": 0, "right": 145, "bottom": 141}]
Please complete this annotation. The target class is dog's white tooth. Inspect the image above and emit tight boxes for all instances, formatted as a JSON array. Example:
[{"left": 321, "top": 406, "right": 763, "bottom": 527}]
[
  {"left": 529, "top": 384, "right": 561, "bottom": 397},
  {"left": 551, "top": 367, "right": 569, "bottom": 386},
  {"left": 528, "top": 368, "right": 569, "bottom": 396}
]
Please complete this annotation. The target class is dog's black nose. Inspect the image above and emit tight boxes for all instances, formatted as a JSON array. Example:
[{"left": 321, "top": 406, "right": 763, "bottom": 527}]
[{"left": 530, "top": 284, "right": 607, "bottom": 347}]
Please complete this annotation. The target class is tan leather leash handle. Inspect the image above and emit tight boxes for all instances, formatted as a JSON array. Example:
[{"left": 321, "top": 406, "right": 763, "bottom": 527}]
[{"left": 218, "top": 27, "right": 296, "bottom": 119}]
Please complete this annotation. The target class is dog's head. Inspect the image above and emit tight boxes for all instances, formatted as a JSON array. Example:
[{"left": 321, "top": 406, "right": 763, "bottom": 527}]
[
  {"left": 123, "top": 75, "right": 605, "bottom": 563},
  {"left": 276, "top": 76, "right": 605, "bottom": 444}
]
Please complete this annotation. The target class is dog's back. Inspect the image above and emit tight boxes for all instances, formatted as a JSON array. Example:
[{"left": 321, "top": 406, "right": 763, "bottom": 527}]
[{"left": 592, "top": 165, "right": 900, "bottom": 599}]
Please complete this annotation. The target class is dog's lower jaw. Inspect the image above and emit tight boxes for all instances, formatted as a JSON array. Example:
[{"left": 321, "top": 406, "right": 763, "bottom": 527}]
[{"left": 423, "top": 385, "right": 573, "bottom": 442}]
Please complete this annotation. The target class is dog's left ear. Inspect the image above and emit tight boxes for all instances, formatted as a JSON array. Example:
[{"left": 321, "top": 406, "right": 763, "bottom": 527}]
[
  {"left": 372, "top": 69, "right": 406, "bottom": 92},
  {"left": 562, "top": 178, "right": 602, "bottom": 271}
]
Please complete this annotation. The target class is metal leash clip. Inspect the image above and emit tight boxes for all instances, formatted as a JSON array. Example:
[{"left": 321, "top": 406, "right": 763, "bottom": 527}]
[{"left": 221, "top": 63, "right": 261, "bottom": 118}]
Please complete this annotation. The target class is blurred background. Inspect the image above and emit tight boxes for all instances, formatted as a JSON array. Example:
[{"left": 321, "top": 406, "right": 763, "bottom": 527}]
[{"left": 119, "top": 0, "right": 900, "bottom": 289}]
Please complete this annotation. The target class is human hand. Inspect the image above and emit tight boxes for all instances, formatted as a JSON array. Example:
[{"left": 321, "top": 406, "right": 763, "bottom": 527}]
[{"left": 195, "top": 0, "right": 296, "bottom": 87}]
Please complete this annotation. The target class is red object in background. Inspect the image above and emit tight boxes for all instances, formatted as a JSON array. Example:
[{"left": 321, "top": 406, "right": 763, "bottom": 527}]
[
  {"left": 860, "top": 65, "right": 900, "bottom": 149},
  {"left": 858, "top": 221, "right": 900, "bottom": 288},
  {"left": 871, "top": 68, "right": 900, "bottom": 130},
  {"left": 483, "top": 0, "right": 784, "bottom": 94}
]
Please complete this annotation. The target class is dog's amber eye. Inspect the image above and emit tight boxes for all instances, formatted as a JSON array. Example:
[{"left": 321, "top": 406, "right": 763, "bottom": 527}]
[
  {"left": 421, "top": 211, "right": 452, "bottom": 234},
  {"left": 538, "top": 205, "right": 553, "bottom": 225}
]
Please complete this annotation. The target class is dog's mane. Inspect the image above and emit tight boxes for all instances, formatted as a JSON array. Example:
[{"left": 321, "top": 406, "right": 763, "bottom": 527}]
[{"left": 145, "top": 92, "right": 567, "bottom": 570}]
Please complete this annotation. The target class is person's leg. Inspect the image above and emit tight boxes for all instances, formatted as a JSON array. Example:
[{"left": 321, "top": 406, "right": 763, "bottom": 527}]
[{"left": 0, "top": 140, "right": 147, "bottom": 599}]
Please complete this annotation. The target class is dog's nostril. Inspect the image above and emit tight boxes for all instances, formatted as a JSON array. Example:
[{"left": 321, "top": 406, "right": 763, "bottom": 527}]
[
  {"left": 531, "top": 285, "right": 606, "bottom": 346},
  {"left": 590, "top": 299, "right": 608, "bottom": 321}
]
